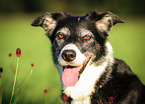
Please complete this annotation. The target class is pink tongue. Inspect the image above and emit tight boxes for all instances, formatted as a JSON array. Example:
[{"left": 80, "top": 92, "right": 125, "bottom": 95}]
[{"left": 62, "top": 67, "right": 79, "bottom": 86}]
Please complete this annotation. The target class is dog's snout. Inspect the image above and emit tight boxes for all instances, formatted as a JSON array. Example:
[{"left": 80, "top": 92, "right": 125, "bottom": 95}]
[{"left": 62, "top": 50, "right": 76, "bottom": 62}]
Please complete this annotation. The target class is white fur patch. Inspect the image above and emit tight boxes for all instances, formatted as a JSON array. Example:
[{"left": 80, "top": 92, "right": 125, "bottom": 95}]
[
  {"left": 56, "top": 27, "right": 70, "bottom": 35},
  {"left": 79, "top": 28, "right": 94, "bottom": 37},
  {"left": 62, "top": 42, "right": 114, "bottom": 104},
  {"left": 64, "top": 59, "right": 108, "bottom": 100},
  {"left": 78, "top": 17, "right": 80, "bottom": 21},
  {"left": 58, "top": 44, "right": 86, "bottom": 66}
]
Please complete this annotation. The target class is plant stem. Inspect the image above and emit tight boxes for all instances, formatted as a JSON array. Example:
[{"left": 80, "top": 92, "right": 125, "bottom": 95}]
[
  {"left": 0, "top": 57, "right": 9, "bottom": 87},
  {"left": 14, "top": 70, "right": 33, "bottom": 94},
  {"left": 10, "top": 57, "right": 20, "bottom": 104},
  {"left": 45, "top": 94, "right": 47, "bottom": 104}
]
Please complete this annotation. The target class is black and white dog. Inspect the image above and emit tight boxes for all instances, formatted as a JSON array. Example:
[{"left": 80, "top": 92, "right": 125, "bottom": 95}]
[{"left": 31, "top": 11, "right": 145, "bottom": 104}]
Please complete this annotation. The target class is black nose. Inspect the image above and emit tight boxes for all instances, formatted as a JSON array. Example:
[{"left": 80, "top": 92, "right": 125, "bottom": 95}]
[{"left": 62, "top": 50, "right": 76, "bottom": 62}]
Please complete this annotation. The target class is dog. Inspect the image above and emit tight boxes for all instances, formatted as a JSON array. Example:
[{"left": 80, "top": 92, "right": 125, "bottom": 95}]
[{"left": 31, "top": 10, "right": 145, "bottom": 104}]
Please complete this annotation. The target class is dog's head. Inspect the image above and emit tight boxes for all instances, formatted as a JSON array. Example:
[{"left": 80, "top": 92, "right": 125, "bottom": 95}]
[{"left": 31, "top": 11, "right": 124, "bottom": 87}]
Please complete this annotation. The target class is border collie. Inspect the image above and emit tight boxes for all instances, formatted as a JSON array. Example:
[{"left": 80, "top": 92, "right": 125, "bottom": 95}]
[{"left": 31, "top": 10, "right": 145, "bottom": 104}]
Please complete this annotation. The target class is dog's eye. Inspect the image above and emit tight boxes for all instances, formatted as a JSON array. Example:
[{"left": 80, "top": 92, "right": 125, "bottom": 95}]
[
  {"left": 57, "top": 33, "right": 64, "bottom": 39},
  {"left": 58, "top": 34, "right": 64, "bottom": 39},
  {"left": 84, "top": 35, "right": 91, "bottom": 40}
]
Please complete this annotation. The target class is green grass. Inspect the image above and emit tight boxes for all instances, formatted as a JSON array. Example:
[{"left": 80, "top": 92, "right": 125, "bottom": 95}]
[
  {"left": 109, "top": 17, "right": 145, "bottom": 83},
  {"left": 0, "top": 15, "right": 145, "bottom": 104},
  {"left": 0, "top": 15, "right": 61, "bottom": 104}
]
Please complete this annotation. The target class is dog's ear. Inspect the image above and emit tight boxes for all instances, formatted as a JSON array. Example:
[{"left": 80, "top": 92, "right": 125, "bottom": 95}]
[
  {"left": 31, "top": 12, "right": 70, "bottom": 37},
  {"left": 86, "top": 10, "right": 125, "bottom": 35}
]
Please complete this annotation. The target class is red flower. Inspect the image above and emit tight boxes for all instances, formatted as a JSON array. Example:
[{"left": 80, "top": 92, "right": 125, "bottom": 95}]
[
  {"left": 62, "top": 94, "right": 68, "bottom": 102},
  {"left": 44, "top": 89, "right": 48, "bottom": 94},
  {"left": 9, "top": 53, "right": 12, "bottom": 57},
  {"left": 31, "top": 63, "right": 34, "bottom": 67},
  {"left": 16, "top": 48, "right": 21, "bottom": 57},
  {"left": 109, "top": 97, "right": 114, "bottom": 103}
]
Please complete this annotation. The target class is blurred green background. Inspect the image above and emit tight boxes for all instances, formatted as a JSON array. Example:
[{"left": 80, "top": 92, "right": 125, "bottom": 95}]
[{"left": 0, "top": 0, "right": 145, "bottom": 104}]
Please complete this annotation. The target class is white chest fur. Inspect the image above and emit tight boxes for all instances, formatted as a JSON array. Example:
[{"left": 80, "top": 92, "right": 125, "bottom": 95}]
[
  {"left": 64, "top": 61, "right": 108, "bottom": 104},
  {"left": 63, "top": 42, "right": 114, "bottom": 104}
]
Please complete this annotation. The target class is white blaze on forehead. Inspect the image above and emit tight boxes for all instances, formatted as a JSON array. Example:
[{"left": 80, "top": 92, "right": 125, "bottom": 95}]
[
  {"left": 79, "top": 28, "right": 94, "bottom": 37},
  {"left": 56, "top": 27, "right": 70, "bottom": 35},
  {"left": 78, "top": 17, "right": 80, "bottom": 21},
  {"left": 58, "top": 44, "right": 86, "bottom": 66}
]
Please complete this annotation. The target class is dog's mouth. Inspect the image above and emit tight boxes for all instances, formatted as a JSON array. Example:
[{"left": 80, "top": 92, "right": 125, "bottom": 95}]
[{"left": 62, "top": 57, "right": 91, "bottom": 87}]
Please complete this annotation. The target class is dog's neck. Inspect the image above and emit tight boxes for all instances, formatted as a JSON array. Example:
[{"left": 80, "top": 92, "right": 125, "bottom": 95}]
[{"left": 59, "top": 42, "right": 114, "bottom": 103}]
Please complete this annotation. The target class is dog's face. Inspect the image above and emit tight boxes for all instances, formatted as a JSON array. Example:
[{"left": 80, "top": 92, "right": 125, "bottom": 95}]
[
  {"left": 31, "top": 11, "right": 124, "bottom": 87},
  {"left": 52, "top": 16, "right": 106, "bottom": 67}
]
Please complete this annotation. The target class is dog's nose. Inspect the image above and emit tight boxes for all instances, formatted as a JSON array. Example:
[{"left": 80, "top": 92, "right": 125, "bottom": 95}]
[{"left": 62, "top": 50, "right": 76, "bottom": 62}]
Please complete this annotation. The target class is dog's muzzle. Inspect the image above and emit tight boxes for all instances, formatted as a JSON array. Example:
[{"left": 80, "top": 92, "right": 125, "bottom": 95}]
[{"left": 58, "top": 44, "right": 92, "bottom": 87}]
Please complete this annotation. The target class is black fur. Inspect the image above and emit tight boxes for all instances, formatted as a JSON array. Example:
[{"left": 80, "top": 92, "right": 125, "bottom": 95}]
[{"left": 91, "top": 59, "right": 145, "bottom": 104}]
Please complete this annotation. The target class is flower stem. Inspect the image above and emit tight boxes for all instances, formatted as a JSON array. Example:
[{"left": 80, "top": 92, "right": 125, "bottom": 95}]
[
  {"left": 14, "top": 70, "right": 33, "bottom": 94},
  {"left": 10, "top": 57, "right": 20, "bottom": 104},
  {"left": 45, "top": 94, "right": 47, "bottom": 104},
  {"left": 0, "top": 57, "right": 9, "bottom": 87}
]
